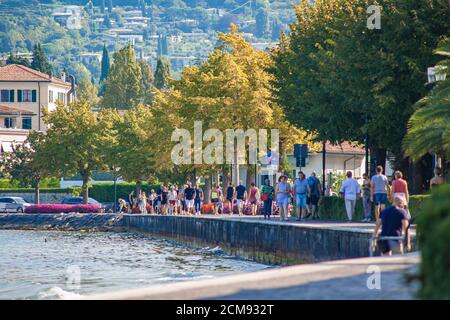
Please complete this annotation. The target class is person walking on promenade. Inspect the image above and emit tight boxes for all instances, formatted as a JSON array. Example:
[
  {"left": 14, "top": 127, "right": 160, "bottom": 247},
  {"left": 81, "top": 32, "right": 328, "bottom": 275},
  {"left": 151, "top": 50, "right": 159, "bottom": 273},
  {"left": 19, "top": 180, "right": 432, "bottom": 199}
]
[
  {"left": 210, "top": 184, "right": 222, "bottom": 215},
  {"left": 139, "top": 191, "right": 148, "bottom": 214},
  {"left": 370, "top": 165, "right": 390, "bottom": 222},
  {"left": 149, "top": 189, "right": 157, "bottom": 214},
  {"left": 178, "top": 185, "right": 186, "bottom": 215},
  {"left": 194, "top": 183, "right": 203, "bottom": 215},
  {"left": 235, "top": 181, "right": 247, "bottom": 216},
  {"left": 128, "top": 191, "right": 136, "bottom": 213},
  {"left": 160, "top": 186, "right": 168, "bottom": 215},
  {"left": 168, "top": 186, "right": 178, "bottom": 215},
  {"left": 307, "top": 171, "right": 321, "bottom": 219},
  {"left": 248, "top": 182, "right": 260, "bottom": 216},
  {"left": 261, "top": 178, "right": 274, "bottom": 219},
  {"left": 391, "top": 171, "right": 410, "bottom": 216},
  {"left": 339, "top": 171, "right": 361, "bottom": 222},
  {"left": 372, "top": 196, "right": 411, "bottom": 256},
  {"left": 184, "top": 182, "right": 196, "bottom": 215},
  {"left": 430, "top": 166, "right": 445, "bottom": 189},
  {"left": 276, "top": 175, "right": 290, "bottom": 221},
  {"left": 361, "top": 173, "right": 372, "bottom": 222},
  {"left": 225, "top": 182, "right": 235, "bottom": 213},
  {"left": 293, "top": 171, "right": 309, "bottom": 221}
]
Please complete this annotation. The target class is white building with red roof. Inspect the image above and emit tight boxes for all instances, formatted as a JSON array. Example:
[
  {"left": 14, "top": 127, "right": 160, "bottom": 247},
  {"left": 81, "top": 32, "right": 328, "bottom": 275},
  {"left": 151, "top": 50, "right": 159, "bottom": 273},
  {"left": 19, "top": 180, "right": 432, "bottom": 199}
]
[{"left": 0, "top": 64, "right": 74, "bottom": 153}]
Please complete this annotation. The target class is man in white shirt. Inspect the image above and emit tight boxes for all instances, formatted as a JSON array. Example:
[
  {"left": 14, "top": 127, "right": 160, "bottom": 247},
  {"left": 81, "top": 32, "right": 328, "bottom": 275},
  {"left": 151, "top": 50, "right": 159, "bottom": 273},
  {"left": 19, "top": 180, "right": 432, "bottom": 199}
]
[{"left": 339, "top": 171, "right": 361, "bottom": 221}]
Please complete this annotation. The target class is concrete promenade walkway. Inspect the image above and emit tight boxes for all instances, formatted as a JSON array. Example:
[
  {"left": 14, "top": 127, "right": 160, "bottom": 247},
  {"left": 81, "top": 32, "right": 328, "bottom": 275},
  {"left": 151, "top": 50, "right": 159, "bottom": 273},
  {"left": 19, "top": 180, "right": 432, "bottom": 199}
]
[{"left": 86, "top": 253, "right": 419, "bottom": 300}]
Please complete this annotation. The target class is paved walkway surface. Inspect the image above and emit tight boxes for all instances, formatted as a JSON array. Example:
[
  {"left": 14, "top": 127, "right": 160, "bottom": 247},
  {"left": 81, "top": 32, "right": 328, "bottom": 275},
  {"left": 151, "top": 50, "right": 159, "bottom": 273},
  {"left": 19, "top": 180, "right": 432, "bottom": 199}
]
[
  {"left": 155, "top": 214, "right": 416, "bottom": 236},
  {"left": 86, "top": 253, "right": 419, "bottom": 300}
]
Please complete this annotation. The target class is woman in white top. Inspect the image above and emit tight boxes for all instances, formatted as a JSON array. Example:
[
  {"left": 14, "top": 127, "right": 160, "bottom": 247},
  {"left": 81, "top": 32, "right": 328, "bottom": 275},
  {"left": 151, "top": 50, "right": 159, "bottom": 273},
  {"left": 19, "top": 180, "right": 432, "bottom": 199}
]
[{"left": 168, "top": 186, "right": 178, "bottom": 215}]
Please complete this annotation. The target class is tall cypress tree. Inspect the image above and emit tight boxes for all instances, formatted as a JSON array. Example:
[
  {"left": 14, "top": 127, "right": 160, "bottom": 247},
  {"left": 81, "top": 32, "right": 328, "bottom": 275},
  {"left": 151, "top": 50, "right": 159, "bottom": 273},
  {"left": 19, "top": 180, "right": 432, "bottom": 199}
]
[
  {"left": 154, "top": 56, "right": 171, "bottom": 90},
  {"left": 100, "top": 44, "right": 110, "bottom": 82},
  {"left": 255, "top": 8, "right": 269, "bottom": 38},
  {"left": 31, "top": 43, "right": 53, "bottom": 74},
  {"left": 107, "top": 0, "right": 113, "bottom": 13},
  {"left": 102, "top": 44, "right": 143, "bottom": 109},
  {"left": 100, "top": 0, "right": 105, "bottom": 14}
]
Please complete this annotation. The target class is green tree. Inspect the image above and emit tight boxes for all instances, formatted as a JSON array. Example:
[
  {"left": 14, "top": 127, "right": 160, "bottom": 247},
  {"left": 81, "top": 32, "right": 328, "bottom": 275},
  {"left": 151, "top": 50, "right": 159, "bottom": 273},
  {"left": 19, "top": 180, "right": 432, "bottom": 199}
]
[
  {"left": 154, "top": 56, "right": 171, "bottom": 90},
  {"left": 77, "top": 78, "right": 100, "bottom": 107},
  {"left": 39, "top": 101, "right": 117, "bottom": 203},
  {"left": 6, "top": 52, "right": 31, "bottom": 68},
  {"left": 403, "top": 38, "right": 450, "bottom": 162},
  {"left": 107, "top": 0, "right": 113, "bottom": 13},
  {"left": 102, "top": 44, "right": 143, "bottom": 109},
  {"left": 31, "top": 43, "right": 53, "bottom": 74},
  {"left": 270, "top": 0, "right": 450, "bottom": 180},
  {"left": 0, "top": 132, "right": 48, "bottom": 204},
  {"left": 100, "top": 0, "right": 105, "bottom": 14},
  {"left": 100, "top": 44, "right": 110, "bottom": 82},
  {"left": 109, "top": 104, "right": 156, "bottom": 193},
  {"left": 138, "top": 60, "right": 155, "bottom": 104},
  {"left": 255, "top": 8, "right": 269, "bottom": 38},
  {"left": 103, "top": 13, "right": 112, "bottom": 28}
]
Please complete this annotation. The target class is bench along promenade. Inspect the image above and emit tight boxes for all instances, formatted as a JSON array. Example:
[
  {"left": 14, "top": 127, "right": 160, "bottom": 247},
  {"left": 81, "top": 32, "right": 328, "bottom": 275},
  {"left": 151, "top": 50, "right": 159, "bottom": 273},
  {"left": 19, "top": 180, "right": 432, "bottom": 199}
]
[{"left": 0, "top": 213, "right": 416, "bottom": 265}]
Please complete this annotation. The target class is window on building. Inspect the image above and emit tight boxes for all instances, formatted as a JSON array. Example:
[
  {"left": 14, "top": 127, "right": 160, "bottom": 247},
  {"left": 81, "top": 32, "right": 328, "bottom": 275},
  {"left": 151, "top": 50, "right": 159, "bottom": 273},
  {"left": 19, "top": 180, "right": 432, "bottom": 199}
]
[
  {"left": 49, "top": 90, "right": 54, "bottom": 103},
  {"left": 22, "top": 117, "right": 32, "bottom": 130},
  {"left": 22, "top": 90, "right": 32, "bottom": 102},
  {"left": 4, "top": 117, "right": 16, "bottom": 129},
  {"left": 57, "top": 92, "right": 66, "bottom": 103},
  {"left": 0, "top": 90, "right": 10, "bottom": 102}
]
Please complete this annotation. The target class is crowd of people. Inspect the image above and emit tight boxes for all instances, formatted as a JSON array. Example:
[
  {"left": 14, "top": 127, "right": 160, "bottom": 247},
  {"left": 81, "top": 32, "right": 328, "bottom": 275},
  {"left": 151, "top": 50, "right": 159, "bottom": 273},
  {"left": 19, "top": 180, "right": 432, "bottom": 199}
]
[{"left": 118, "top": 181, "right": 204, "bottom": 215}]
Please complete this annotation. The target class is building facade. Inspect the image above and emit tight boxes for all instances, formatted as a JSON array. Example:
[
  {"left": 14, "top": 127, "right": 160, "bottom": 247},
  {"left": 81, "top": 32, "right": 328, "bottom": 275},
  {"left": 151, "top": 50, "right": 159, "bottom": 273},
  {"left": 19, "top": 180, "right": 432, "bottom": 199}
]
[{"left": 0, "top": 64, "right": 73, "bottom": 153}]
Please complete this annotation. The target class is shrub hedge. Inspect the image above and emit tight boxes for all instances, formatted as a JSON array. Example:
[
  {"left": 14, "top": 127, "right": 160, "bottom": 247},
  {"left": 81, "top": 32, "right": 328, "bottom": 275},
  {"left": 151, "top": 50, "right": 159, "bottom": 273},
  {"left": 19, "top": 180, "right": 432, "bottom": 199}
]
[
  {"left": 318, "top": 194, "right": 429, "bottom": 221},
  {"left": 416, "top": 185, "right": 450, "bottom": 299},
  {"left": 0, "top": 183, "right": 162, "bottom": 203}
]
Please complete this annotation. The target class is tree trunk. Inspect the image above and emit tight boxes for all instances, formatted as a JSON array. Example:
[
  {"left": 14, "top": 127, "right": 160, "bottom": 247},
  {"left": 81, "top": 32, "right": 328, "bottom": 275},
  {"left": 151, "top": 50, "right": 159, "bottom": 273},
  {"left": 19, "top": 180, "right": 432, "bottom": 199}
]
[
  {"left": 370, "top": 147, "right": 387, "bottom": 176},
  {"left": 34, "top": 181, "right": 40, "bottom": 205},
  {"left": 204, "top": 176, "right": 212, "bottom": 204},
  {"left": 135, "top": 180, "right": 142, "bottom": 195},
  {"left": 246, "top": 165, "right": 255, "bottom": 190},
  {"left": 222, "top": 166, "right": 230, "bottom": 189},
  {"left": 215, "top": 169, "right": 220, "bottom": 188},
  {"left": 82, "top": 175, "right": 89, "bottom": 204}
]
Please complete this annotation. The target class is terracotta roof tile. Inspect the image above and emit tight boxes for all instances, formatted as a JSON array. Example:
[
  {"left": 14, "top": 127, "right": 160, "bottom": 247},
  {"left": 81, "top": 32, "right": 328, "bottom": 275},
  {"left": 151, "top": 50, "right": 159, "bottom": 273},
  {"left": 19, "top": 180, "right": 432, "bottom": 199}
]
[
  {"left": 0, "top": 104, "right": 36, "bottom": 115},
  {"left": 0, "top": 64, "right": 71, "bottom": 87},
  {"left": 323, "top": 141, "right": 365, "bottom": 154}
]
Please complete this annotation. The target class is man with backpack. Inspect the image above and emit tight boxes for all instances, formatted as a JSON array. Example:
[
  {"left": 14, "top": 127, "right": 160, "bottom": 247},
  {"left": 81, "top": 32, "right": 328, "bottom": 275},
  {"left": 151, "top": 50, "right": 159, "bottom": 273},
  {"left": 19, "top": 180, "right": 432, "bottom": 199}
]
[{"left": 307, "top": 171, "right": 322, "bottom": 219}]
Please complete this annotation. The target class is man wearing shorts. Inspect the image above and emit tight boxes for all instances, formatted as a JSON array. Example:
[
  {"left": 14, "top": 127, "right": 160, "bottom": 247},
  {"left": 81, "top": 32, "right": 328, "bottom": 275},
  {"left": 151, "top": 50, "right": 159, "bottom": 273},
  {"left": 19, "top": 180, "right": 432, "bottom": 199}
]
[
  {"left": 184, "top": 182, "right": 196, "bottom": 215},
  {"left": 225, "top": 182, "right": 235, "bottom": 212},
  {"left": 371, "top": 166, "right": 390, "bottom": 222},
  {"left": 372, "top": 196, "right": 411, "bottom": 255},
  {"left": 293, "top": 171, "right": 309, "bottom": 221},
  {"left": 235, "top": 182, "right": 247, "bottom": 216}
]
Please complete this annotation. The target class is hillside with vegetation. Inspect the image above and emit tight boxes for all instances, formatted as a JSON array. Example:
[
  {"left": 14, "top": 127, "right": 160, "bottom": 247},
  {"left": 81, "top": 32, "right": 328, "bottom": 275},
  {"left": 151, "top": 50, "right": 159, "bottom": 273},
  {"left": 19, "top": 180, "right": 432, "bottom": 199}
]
[{"left": 0, "top": 0, "right": 296, "bottom": 80}]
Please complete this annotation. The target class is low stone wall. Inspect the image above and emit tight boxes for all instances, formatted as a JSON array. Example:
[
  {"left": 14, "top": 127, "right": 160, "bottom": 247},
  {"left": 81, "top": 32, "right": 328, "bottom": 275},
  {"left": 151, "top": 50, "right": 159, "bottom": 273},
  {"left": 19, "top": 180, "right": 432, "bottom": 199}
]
[
  {"left": 123, "top": 215, "right": 376, "bottom": 265},
  {"left": 0, "top": 214, "right": 415, "bottom": 265},
  {"left": 0, "top": 192, "right": 72, "bottom": 204}
]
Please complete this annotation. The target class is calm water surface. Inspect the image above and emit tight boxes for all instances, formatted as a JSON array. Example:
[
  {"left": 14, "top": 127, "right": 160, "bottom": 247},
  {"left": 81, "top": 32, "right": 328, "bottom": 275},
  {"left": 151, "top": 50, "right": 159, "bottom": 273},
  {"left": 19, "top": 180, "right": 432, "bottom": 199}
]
[{"left": 0, "top": 230, "right": 270, "bottom": 299}]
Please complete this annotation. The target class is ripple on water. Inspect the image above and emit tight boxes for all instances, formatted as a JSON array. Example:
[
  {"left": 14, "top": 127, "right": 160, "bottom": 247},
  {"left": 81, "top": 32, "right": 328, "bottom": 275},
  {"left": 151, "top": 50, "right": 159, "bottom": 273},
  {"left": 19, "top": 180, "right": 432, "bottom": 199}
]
[{"left": 0, "top": 230, "right": 270, "bottom": 299}]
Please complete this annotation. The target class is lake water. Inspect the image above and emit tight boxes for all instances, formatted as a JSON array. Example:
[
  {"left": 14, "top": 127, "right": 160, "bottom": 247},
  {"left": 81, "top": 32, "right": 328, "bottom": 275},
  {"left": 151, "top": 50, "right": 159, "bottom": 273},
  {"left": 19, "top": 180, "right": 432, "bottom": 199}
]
[{"left": 0, "top": 230, "right": 270, "bottom": 299}]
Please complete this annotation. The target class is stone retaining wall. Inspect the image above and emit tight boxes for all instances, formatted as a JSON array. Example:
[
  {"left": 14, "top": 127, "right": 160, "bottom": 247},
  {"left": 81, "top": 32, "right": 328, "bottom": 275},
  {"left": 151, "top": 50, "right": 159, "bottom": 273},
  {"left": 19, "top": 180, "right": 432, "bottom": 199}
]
[
  {"left": 124, "top": 215, "right": 375, "bottom": 265},
  {"left": 0, "top": 214, "right": 413, "bottom": 265}
]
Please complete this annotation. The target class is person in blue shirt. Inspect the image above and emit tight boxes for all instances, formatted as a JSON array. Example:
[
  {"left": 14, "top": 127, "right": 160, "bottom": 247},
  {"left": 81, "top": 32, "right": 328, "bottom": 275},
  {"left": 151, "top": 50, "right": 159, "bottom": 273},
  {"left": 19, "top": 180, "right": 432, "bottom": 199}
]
[
  {"left": 307, "top": 171, "right": 322, "bottom": 219},
  {"left": 293, "top": 171, "right": 310, "bottom": 221}
]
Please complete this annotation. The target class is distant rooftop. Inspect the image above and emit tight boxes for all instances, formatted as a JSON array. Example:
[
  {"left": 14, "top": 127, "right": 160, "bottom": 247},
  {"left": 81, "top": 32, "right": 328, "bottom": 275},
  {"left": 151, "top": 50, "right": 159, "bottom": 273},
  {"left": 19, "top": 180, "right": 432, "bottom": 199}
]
[{"left": 0, "top": 64, "right": 71, "bottom": 87}]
